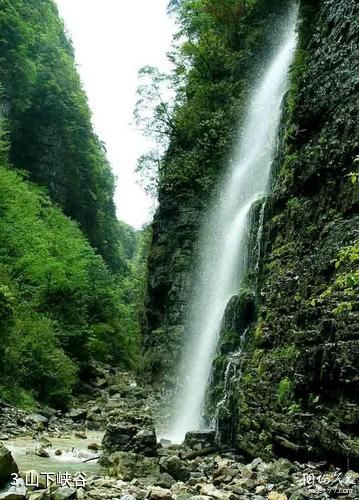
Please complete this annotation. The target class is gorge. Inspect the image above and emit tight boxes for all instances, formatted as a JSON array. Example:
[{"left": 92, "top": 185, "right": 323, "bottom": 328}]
[
  {"left": 145, "top": 0, "right": 359, "bottom": 468},
  {"left": 0, "top": 0, "right": 358, "bottom": 499}
]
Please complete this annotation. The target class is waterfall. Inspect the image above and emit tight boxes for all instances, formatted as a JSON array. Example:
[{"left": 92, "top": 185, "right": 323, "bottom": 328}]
[
  {"left": 166, "top": 7, "right": 298, "bottom": 444},
  {"left": 215, "top": 327, "right": 249, "bottom": 425}
]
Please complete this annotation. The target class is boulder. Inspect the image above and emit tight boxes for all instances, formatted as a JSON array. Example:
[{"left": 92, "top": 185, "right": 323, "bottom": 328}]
[
  {"left": 95, "top": 379, "right": 107, "bottom": 389},
  {"left": 28, "top": 492, "right": 47, "bottom": 500},
  {"left": 35, "top": 449, "right": 49, "bottom": 458},
  {"left": 134, "top": 429, "right": 157, "bottom": 455},
  {"left": 0, "top": 478, "right": 26, "bottom": 500},
  {"left": 51, "top": 487, "right": 77, "bottom": 500},
  {"left": 183, "top": 431, "right": 216, "bottom": 450},
  {"left": 105, "top": 400, "right": 124, "bottom": 411},
  {"left": 0, "top": 444, "right": 18, "bottom": 487},
  {"left": 213, "top": 466, "right": 239, "bottom": 481},
  {"left": 87, "top": 443, "right": 100, "bottom": 451},
  {"left": 159, "top": 455, "right": 190, "bottom": 482},
  {"left": 76, "top": 489, "right": 86, "bottom": 500},
  {"left": 268, "top": 493, "right": 288, "bottom": 500},
  {"left": 27, "top": 414, "right": 49, "bottom": 427},
  {"left": 154, "top": 473, "right": 175, "bottom": 489},
  {"left": 65, "top": 409, "right": 87, "bottom": 422},
  {"left": 212, "top": 475, "right": 233, "bottom": 486},
  {"left": 147, "top": 486, "right": 172, "bottom": 500},
  {"left": 265, "top": 459, "right": 296, "bottom": 484},
  {"left": 74, "top": 432, "right": 87, "bottom": 440},
  {"left": 102, "top": 414, "right": 158, "bottom": 456},
  {"left": 106, "top": 452, "right": 160, "bottom": 482},
  {"left": 199, "top": 484, "right": 230, "bottom": 500}
]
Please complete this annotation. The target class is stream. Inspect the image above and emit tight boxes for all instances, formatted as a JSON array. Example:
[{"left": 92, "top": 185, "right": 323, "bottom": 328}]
[{"left": 5, "top": 431, "right": 104, "bottom": 475}]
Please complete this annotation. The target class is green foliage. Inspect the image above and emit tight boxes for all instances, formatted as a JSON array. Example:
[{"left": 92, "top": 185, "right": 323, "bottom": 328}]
[
  {"left": 277, "top": 377, "right": 294, "bottom": 406},
  {"left": 286, "top": 49, "right": 309, "bottom": 128},
  {"left": 346, "top": 155, "right": 359, "bottom": 185},
  {"left": 0, "top": 165, "right": 142, "bottom": 407},
  {"left": 136, "top": 0, "right": 291, "bottom": 195},
  {"left": 319, "top": 163, "right": 359, "bottom": 314},
  {"left": 0, "top": 385, "right": 36, "bottom": 411},
  {"left": 0, "top": 284, "right": 14, "bottom": 327},
  {"left": 331, "top": 242, "right": 359, "bottom": 314},
  {"left": 0, "top": 0, "right": 125, "bottom": 271},
  {"left": 0, "top": 1, "right": 147, "bottom": 409},
  {"left": 4, "top": 315, "right": 77, "bottom": 408},
  {"left": 314, "top": 227, "right": 358, "bottom": 315}
]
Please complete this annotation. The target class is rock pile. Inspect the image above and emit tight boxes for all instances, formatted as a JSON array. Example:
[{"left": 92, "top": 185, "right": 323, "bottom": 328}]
[
  {"left": 0, "top": 367, "right": 157, "bottom": 440},
  {"left": 82, "top": 455, "right": 359, "bottom": 500},
  {"left": 1, "top": 368, "right": 358, "bottom": 499}
]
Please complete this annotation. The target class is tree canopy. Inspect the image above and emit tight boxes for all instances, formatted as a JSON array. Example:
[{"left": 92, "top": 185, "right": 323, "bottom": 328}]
[
  {"left": 136, "top": 0, "right": 291, "bottom": 196},
  {"left": 0, "top": 0, "right": 127, "bottom": 271},
  {"left": 0, "top": 0, "right": 149, "bottom": 409}
]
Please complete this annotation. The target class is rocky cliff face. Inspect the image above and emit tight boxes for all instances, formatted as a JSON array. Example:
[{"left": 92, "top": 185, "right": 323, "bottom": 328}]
[
  {"left": 144, "top": 0, "right": 358, "bottom": 466},
  {"left": 142, "top": 1, "right": 291, "bottom": 385},
  {"left": 216, "top": 0, "right": 359, "bottom": 466},
  {"left": 143, "top": 190, "right": 205, "bottom": 383}
]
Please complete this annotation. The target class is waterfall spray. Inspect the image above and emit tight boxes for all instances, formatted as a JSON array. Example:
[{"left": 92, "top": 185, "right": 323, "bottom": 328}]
[{"left": 166, "top": 7, "right": 298, "bottom": 444}]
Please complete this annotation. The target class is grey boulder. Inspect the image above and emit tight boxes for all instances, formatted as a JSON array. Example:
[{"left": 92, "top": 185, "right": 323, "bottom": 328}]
[
  {"left": 0, "top": 478, "right": 26, "bottom": 500},
  {"left": 0, "top": 444, "right": 18, "bottom": 487}
]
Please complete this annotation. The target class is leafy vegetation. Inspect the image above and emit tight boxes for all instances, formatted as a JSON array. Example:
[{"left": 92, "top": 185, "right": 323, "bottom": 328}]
[
  {"left": 277, "top": 377, "right": 294, "bottom": 406},
  {"left": 0, "top": 160, "right": 145, "bottom": 408},
  {"left": 0, "top": 0, "right": 126, "bottom": 272},
  {"left": 319, "top": 242, "right": 359, "bottom": 314},
  {"left": 347, "top": 155, "right": 359, "bottom": 185},
  {"left": 135, "top": 0, "right": 291, "bottom": 197},
  {"left": 0, "top": 1, "right": 149, "bottom": 408}
]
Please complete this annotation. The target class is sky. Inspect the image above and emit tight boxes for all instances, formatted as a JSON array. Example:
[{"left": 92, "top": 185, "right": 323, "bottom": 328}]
[{"left": 55, "top": 0, "right": 175, "bottom": 228}]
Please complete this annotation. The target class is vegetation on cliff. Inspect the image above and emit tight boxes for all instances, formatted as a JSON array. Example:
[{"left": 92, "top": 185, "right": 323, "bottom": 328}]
[
  {"left": 141, "top": 0, "right": 359, "bottom": 466},
  {"left": 0, "top": 0, "right": 147, "bottom": 408},
  {"left": 217, "top": 0, "right": 359, "bottom": 465},
  {"left": 0, "top": 144, "right": 145, "bottom": 409},
  {"left": 0, "top": 0, "right": 125, "bottom": 271},
  {"left": 136, "top": 0, "right": 290, "bottom": 197},
  {"left": 139, "top": 0, "right": 294, "bottom": 379}
]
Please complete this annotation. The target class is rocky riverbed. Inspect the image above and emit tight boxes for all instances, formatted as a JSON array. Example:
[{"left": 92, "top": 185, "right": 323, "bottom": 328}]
[{"left": 1, "top": 367, "right": 358, "bottom": 499}]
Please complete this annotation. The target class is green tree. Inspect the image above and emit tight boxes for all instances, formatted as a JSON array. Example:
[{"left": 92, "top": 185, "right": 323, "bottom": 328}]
[{"left": 0, "top": 0, "right": 125, "bottom": 272}]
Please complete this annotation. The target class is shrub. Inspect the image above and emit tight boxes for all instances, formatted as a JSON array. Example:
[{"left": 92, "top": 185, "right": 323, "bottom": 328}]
[{"left": 4, "top": 315, "right": 77, "bottom": 409}]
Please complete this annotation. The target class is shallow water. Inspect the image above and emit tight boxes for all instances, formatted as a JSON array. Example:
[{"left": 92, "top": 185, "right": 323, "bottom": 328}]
[{"left": 5, "top": 431, "right": 104, "bottom": 475}]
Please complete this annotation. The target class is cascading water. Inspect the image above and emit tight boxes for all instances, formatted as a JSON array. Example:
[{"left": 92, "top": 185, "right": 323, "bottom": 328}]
[
  {"left": 216, "top": 327, "right": 249, "bottom": 423},
  {"left": 166, "top": 7, "right": 298, "bottom": 444}
]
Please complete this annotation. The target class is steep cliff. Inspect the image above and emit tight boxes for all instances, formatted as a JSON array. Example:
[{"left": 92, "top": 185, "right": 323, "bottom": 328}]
[
  {"left": 216, "top": 0, "right": 359, "bottom": 466},
  {"left": 0, "top": 1, "right": 143, "bottom": 408},
  {"left": 143, "top": 0, "right": 291, "bottom": 382}
]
